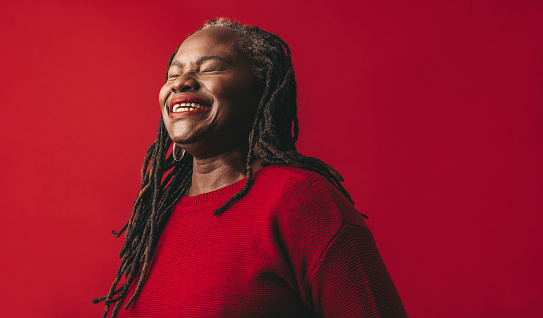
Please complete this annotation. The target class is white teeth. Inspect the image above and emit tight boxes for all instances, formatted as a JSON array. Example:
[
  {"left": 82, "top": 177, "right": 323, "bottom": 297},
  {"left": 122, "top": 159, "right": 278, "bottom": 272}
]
[{"left": 172, "top": 103, "right": 208, "bottom": 112}]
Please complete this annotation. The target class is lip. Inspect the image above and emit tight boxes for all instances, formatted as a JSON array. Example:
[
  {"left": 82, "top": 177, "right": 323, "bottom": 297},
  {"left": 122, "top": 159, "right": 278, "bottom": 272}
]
[
  {"left": 169, "top": 107, "right": 211, "bottom": 118},
  {"left": 169, "top": 95, "right": 211, "bottom": 112},
  {"left": 167, "top": 94, "right": 212, "bottom": 118}
]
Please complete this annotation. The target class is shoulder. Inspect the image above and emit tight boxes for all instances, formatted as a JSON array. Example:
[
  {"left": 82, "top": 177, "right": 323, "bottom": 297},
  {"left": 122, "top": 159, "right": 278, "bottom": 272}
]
[
  {"left": 254, "top": 164, "right": 342, "bottom": 195},
  {"left": 254, "top": 164, "right": 324, "bottom": 186},
  {"left": 247, "top": 165, "right": 374, "bottom": 300},
  {"left": 252, "top": 165, "right": 367, "bottom": 229}
]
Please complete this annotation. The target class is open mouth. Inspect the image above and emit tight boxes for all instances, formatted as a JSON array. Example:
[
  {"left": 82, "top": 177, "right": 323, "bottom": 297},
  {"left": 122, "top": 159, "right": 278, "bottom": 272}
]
[
  {"left": 171, "top": 103, "right": 210, "bottom": 112},
  {"left": 168, "top": 95, "right": 212, "bottom": 116}
]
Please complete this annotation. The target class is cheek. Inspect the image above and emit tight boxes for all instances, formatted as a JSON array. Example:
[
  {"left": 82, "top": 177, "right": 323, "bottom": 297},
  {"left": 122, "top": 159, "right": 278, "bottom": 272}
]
[
  {"left": 158, "top": 85, "right": 169, "bottom": 110},
  {"left": 213, "top": 77, "right": 258, "bottom": 110}
]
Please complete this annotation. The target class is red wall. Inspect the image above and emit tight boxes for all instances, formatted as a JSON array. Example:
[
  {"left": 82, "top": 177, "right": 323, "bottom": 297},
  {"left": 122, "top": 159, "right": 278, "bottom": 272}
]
[{"left": 1, "top": 0, "right": 541, "bottom": 317}]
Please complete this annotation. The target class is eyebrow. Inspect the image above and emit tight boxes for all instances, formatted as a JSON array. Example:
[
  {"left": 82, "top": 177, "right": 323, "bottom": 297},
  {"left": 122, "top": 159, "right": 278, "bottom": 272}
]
[{"left": 170, "top": 55, "right": 229, "bottom": 68}]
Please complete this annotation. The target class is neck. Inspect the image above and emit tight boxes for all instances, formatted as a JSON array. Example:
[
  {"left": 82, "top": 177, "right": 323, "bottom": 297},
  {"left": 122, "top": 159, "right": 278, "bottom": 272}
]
[{"left": 188, "top": 147, "right": 263, "bottom": 197}]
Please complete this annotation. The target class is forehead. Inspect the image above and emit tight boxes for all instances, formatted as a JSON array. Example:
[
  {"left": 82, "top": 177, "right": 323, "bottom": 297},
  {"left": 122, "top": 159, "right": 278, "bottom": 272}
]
[{"left": 174, "top": 27, "right": 243, "bottom": 61}]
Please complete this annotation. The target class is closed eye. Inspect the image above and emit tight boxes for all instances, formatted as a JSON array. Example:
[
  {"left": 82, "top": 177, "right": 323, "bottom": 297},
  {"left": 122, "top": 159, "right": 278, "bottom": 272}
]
[
  {"left": 200, "top": 59, "right": 228, "bottom": 73},
  {"left": 201, "top": 67, "right": 225, "bottom": 73}
]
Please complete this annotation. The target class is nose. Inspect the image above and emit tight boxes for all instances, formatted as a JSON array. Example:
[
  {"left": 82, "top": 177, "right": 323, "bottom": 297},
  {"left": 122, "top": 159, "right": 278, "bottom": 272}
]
[{"left": 171, "top": 73, "right": 200, "bottom": 92}]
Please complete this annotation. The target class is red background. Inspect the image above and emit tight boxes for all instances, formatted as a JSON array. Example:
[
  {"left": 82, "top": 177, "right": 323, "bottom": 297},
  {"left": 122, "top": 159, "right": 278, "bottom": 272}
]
[{"left": 1, "top": 0, "right": 542, "bottom": 317}]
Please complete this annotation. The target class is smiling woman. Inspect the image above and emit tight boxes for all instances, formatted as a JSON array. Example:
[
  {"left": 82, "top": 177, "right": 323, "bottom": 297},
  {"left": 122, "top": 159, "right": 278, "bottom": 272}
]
[
  {"left": 160, "top": 27, "right": 260, "bottom": 160},
  {"left": 93, "top": 18, "right": 407, "bottom": 318}
]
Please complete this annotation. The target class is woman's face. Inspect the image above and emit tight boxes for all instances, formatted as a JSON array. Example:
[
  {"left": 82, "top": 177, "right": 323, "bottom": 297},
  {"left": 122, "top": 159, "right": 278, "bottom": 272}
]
[{"left": 159, "top": 27, "right": 260, "bottom": 159}]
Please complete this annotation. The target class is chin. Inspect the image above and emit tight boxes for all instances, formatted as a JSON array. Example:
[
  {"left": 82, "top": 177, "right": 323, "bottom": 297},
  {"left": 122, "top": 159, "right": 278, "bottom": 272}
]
[{"left": 168, "top": 128, "right": 207, "bottom": 148}]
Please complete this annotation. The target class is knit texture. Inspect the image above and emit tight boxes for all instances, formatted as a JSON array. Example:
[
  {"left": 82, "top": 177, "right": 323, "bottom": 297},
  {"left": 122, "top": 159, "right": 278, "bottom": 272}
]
[{"left": 112, "top": 165, "right": 407, "bottom": 317}]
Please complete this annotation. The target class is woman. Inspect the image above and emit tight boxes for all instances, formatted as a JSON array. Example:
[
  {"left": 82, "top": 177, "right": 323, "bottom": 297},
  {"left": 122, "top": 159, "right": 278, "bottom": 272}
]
[{"left": 94, "top": 18, "right": 407, "bottom": 317}]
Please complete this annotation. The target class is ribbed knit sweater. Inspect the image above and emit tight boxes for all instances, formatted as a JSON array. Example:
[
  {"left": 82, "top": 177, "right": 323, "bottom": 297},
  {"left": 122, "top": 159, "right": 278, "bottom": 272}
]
[{"left": 114, "top": 165, "right": 407, "bottom": 317}]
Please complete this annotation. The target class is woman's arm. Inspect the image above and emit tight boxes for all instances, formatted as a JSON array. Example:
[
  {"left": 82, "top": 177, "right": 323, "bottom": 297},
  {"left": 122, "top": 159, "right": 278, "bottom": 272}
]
[
  {"left": 274, "top": 171, "right": 407, "bottom": 317},
  {"left": 306, "top": 223, "right": 408, "bottom": 317}
]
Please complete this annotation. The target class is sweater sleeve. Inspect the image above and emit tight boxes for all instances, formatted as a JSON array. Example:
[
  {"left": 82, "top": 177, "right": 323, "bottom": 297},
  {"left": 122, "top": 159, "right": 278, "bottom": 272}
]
[
  {"left": 271, "top": 171, "right": 407, "bottom": 317},
  {"left": 307, "top": 223, "right": 408, "bottom": 317},
  {"left": 288, "top": 176, "right": 407, "bottom": 317}
]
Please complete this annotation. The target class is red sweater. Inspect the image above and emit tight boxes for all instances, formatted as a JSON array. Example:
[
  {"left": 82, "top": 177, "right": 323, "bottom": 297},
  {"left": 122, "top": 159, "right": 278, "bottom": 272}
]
[{"left": 114, "top": 165, "right": 407, "bottom": 317}]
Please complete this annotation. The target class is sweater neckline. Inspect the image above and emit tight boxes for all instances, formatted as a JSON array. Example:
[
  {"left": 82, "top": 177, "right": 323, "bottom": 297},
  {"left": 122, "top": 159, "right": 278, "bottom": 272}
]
[{"left": 179, "top": 165, "right": 271, "bottom": 206}]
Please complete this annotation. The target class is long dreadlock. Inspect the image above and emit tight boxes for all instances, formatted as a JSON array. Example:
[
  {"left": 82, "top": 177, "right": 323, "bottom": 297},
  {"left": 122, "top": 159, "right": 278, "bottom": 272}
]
[{"left": 93, "top": 18, "right": 361, "bottom": 318}]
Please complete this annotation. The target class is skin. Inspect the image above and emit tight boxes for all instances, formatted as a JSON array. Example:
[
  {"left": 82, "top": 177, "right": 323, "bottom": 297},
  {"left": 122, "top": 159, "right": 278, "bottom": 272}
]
[{"left": 159, "top": 27, "right": 263, "bottom": 196}]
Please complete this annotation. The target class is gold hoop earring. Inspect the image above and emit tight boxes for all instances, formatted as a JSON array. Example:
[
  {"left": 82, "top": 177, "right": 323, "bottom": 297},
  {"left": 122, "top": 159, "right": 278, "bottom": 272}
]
[
  {"left": 249, "top": 131, "right": 260, "bottom": 158},
  {"left": 172, "top": 143, "right": 185, "bottom": 162}
]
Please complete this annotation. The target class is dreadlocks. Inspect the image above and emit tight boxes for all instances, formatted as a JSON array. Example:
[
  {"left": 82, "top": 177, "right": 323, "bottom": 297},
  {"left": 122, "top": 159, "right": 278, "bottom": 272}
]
[{"left": 93, "top": 18, "right": 358, "bottom": 318}]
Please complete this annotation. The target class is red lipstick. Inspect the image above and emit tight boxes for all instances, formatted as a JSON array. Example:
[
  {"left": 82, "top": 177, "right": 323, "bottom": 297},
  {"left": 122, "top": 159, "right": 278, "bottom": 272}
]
[{"left": 168, "top": 95, "right": 211, "bottom": 118}]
